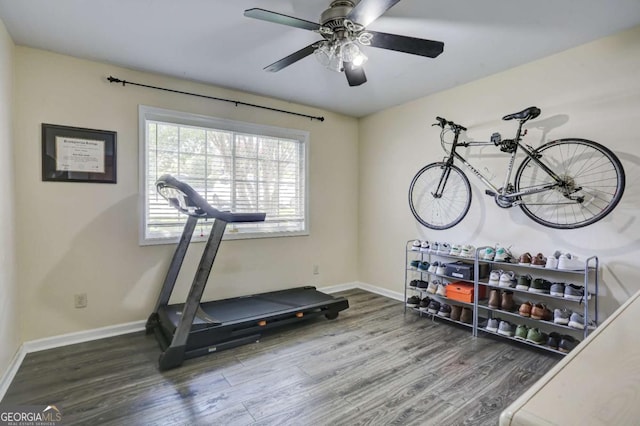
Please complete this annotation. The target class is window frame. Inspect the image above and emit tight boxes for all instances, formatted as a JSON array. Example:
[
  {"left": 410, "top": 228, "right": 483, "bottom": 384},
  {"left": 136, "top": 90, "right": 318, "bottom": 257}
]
[{"left": 138, "top": 105, "right": 310, "bottom": 246}]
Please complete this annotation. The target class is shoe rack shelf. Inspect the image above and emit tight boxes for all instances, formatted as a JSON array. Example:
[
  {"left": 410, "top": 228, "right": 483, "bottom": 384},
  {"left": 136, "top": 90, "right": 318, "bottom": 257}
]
[{"left": 404, "top": 240, "right": 599, "bottom": 356}]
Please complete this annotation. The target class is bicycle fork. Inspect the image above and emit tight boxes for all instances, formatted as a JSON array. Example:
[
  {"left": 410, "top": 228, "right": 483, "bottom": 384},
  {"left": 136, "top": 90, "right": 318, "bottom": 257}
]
[{"left": 432, "top": 159, "right": 455, "bottom": 198}]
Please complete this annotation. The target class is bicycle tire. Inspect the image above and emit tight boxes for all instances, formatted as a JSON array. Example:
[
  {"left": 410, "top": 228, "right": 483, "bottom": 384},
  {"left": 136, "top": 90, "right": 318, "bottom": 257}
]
[
  {"left": 514, "top": 138, "right": 625, "bottom": 229},
  {"left": 409, "top": 162, "right": 472, "bottom": 230}
]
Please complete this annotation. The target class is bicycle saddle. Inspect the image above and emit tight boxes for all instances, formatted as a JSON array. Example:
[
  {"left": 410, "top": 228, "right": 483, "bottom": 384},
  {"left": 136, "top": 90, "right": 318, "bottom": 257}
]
[{"left": 502, "top": 106, "right": 541, "bottom": 122}]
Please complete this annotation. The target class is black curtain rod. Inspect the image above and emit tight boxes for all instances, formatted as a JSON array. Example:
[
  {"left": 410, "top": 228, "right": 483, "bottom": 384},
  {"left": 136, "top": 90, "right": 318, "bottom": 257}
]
[{"left": 107, "top": 76, "right": 325, "bottom": 122}]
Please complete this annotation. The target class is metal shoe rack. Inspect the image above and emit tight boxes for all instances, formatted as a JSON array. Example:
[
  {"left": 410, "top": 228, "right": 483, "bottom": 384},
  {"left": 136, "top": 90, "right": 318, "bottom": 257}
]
[
  {"left": 473, "top": 246, "right": 598, "bottom": 355},
  {"left": 404, "top": 240, "right": 599, "bottom": 355},
  {"left": 403, "top": 240, "right": 480, "bottom": 329}
]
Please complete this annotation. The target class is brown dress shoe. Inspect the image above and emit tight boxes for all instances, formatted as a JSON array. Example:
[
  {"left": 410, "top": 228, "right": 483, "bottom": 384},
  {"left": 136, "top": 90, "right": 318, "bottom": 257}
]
[
  {"left": 488, "top": 289, "right": 501, "bottom": 309},
  {"left": 518, "top": 252, "right": 532, "bottom": 265},
  {"left": 531, "top": 253, "right": 547, "bottom": 266},
  {"left": 531, "top": 303, "right": 553, "bottom": 320},
  {"left": 519, "top": 301, "right": 532, "bottom": 317},
  {"left": 501, "top": 291, "right": 515, "bottom": 311}
]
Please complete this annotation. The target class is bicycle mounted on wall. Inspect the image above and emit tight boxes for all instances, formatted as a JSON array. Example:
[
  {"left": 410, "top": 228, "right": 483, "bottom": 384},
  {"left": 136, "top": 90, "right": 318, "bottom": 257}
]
[{"left": 409, "top": 106, "right": 625, "bottom": 230}]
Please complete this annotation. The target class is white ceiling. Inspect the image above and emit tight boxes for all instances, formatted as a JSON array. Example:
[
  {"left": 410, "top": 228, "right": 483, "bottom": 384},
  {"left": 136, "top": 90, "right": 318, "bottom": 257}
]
[{"left": 1, "top": 0, "right": 640, "bottom": 117}]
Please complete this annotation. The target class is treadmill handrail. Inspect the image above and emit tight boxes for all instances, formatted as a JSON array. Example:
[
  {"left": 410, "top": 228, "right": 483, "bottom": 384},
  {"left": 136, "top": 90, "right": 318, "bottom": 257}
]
[{"left": 156, "top": 174, "right": 266, "bottom": 223}]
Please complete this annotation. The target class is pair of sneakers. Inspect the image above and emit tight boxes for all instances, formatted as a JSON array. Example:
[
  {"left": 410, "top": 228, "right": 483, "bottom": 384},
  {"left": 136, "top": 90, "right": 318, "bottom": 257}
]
[
  {"left": 544, "top": 251, "right": 586, "bottom": 270},
  {"left": 481, "top": 244, "right": 513, "bottom": 262},
  {"left": 427, "top": 261, "right": 447, "bottom": 275},
  {"left": 431, "top": 242, "right": 451, "bottom": 255},
  {"left": 487, "top": 270, "right": 516, "bottom": 287},
  {"left": 426, "top": 279, "right": 447, "bottom": 296},
  {"left": 450, "top": 244, "right": 476, "bottom": 257}
]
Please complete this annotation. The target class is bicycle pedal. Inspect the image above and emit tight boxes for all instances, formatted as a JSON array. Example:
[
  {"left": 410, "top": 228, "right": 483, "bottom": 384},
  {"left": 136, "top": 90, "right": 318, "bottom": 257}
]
[{"left": 485, "top": 190, "right": 497, "bottom": 197}]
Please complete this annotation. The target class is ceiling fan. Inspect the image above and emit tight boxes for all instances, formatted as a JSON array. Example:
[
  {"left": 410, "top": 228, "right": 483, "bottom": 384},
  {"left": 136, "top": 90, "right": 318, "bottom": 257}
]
[{"left": 244, "top": 0, "right": 444, "bottom": 87}]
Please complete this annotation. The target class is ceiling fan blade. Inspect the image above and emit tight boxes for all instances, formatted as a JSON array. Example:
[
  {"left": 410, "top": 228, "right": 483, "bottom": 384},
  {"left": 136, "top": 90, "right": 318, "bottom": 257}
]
[
  {"left": 347, "top": 0, "right": 402, "bottom": 27},
  {"left": 264, "top": 44, "right": 317, "bottom": 72},
  {"left": 344, "top": 62, "right": 367, "bottom": 87},
  {"left": 367, "top": 31, "right": 444, "bottom": 58},
  {"left": 244, "top": 8, "right": 321, "bottom": 31}
]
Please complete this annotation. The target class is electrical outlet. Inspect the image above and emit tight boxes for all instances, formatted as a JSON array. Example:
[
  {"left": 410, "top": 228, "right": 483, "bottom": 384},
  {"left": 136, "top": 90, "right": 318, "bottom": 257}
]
[
  {"left": 74, "top": 293, "right": 88, "bottom": 309},
  {"left": 313, "top": 265, "right": 320, "bottom": 275}
]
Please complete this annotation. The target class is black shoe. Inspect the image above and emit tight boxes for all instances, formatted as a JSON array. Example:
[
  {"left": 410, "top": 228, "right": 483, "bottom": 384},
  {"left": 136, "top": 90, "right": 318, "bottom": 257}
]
[
  {"left": 406, "top": 295, "right": 421, "bottom": 308},
  {"left": 409, "top": 279, "right": 418, "bottom": 288},
  {"left": 559, "top": 335, "right": 580, "bottom": 353},
  {"left": 427, "top": 300, "right": 441, "bottom": 314},
  {"left": 437, "top": 304, "right": 452, "bottom": 318},
  {"left": 547, "top": 332, "right": 561, "bottom": 350},
  {"left": 419, "top": 297, "right": 432, "bottom": 311},
  {"left": 416, "top": 279, "right": 429, "bottom": 289}
]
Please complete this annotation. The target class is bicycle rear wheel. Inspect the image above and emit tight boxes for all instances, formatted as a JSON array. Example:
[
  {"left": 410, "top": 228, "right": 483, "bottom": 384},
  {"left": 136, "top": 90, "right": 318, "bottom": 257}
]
[
  {"left": 514, "top": 138, "right": 625, "bottom": 229},
  {"left": 409, "top": 162, "right": 472, "bottom": 230}
]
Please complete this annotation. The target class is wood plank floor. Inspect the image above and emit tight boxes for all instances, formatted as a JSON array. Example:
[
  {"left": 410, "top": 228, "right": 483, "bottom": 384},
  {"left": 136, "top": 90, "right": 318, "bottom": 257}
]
[{"left": 2, "top": 289, "right": 560, "bottom": 425}]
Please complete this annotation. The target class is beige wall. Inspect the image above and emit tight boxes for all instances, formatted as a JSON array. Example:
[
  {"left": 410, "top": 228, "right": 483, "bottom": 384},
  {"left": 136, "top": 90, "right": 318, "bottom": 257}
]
[
  {"left": 6, "top": 21, "right": 640, "bottom": 352},
  {"left": 0, "top": 18, "right": 17, "bottom": 377},
  {"left": 13, "top": 48, "right": 359, "bottom": 341},
  {"left": 359, "top": 25, "right": 640, "bottom": 319}
]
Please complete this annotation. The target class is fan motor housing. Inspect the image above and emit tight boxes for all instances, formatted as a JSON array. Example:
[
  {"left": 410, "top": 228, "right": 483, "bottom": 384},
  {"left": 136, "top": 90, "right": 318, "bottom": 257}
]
[{"left": 321, "top": 0, "right": 355, "bottom": 29}]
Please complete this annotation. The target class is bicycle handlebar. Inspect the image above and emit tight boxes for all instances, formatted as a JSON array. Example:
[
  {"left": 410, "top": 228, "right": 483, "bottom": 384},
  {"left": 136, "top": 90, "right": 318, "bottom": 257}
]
[{"left": 433, "top": 116, "right": 467, "bottom": 132}]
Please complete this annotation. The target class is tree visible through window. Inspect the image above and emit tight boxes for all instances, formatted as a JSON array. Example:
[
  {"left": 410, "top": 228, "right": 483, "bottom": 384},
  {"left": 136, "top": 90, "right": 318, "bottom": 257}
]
[{"left": 140, "top": 106, "right": 308, "bottom": 244}]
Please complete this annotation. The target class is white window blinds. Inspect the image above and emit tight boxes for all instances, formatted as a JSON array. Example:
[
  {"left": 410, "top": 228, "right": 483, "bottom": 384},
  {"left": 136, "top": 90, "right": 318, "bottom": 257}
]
[{"left": 140, "top": 106, "right": 309, "bottom": 244}]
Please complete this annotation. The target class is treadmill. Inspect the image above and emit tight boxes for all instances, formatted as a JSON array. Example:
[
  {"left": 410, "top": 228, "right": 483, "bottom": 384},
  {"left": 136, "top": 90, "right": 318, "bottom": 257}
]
[{"left": 145, "top": 175, "right": 349, "bottom": 370}]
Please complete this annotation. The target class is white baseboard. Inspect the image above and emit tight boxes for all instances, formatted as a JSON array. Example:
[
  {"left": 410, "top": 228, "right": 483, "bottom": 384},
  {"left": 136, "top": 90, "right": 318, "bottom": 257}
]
[
  {"left": 0, "top": 346, "right": 27, "bottom": 402},
  {"left": 1, "top": 282, "right": 400, "bottom": 400},
  {"left": 23, "top": 320, "right": 146, "bottom": 354},
  {"left": 319, "top": 281, "right": 403, "bottom": 301},
  {"left": 353, "top": 281, "right": 404, "bottom": 301},
  {"left": 317, "top": 281, "right": 359, "bottom": 293}
]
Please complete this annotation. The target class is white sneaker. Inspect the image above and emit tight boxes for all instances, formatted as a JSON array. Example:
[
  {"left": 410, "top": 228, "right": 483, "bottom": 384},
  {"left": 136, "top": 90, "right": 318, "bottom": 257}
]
[
  {"left": 426, "top": 280, "right": 438, "bottom": 294},
  {"left": 437, "top": 243, "right": 451, "bottom": 255},
  {"left": 436, "top": 282, "right": 448, "bottom": 297},
  {"left": 430, "top": 242, "right": 440, "bottom": 253},
  {"left": 494, "top": 245, "right": 513, "bottom": 263},
  {"left": 411, "top": 240, "right": 421, "bottom": 251},
  {"left": 436, "top": 263, "right": 447, "bottom": 275},
  {"left": 427, "top": 261, "right": 439, "bottom": 274},
  {"left": 545, "top": 250, "right": 561, "bottom": 269},
  {"left": 449, "top": 244, "right": 462, "bottom": 256},
  {"left": 558, "top": 253, "right": 585, "bottom": 271},
  {"left": 499, "top": 271, "right": 516, "bottom": 288},
  {"left": 460, "top": 244, "right": 475, "bottom": 258},
  {"left": 419, "top": 241, "right": 430, "bottom": 253},
  {"left": 488, "top": 269, "right": 502, "bottom": 286},
  {"left": 482, "top": 246, "right": 496, "bottom": 261}
]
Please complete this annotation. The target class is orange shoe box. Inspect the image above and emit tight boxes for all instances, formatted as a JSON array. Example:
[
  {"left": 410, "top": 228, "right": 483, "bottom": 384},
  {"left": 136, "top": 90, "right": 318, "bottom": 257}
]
[{"left": 446, "top": 282, "right": 486, "bottom": 303}]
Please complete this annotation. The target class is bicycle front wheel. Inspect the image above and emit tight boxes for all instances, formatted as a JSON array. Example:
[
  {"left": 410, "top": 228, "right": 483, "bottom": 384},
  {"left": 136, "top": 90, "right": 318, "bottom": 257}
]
[
  {"left": 409, "top": 162, "right": 472, "bottom": 230},
  {"left": 514, "top": 138, "right": 625, "bottom": 229}
]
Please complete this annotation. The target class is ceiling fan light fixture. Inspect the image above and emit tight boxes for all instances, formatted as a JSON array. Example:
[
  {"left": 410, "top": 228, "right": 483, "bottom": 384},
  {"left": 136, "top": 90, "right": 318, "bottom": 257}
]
[
  {"left": 341, "top": 40, "right": 361, "bottom": 63},
  {"left": 342, "top": 39, "right": 368, "bottom": 67},
  {"left": 351, "top": 50, "right": 368, "bottom": 67},
  {"left": 314, "top": 41, "right": 333, "bottom": 67}
]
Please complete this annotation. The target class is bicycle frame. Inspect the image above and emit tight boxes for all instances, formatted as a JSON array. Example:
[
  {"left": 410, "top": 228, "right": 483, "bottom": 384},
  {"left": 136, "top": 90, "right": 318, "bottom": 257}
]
[{"left": 437, "top": 121, "right": 566, "bottom": 203}]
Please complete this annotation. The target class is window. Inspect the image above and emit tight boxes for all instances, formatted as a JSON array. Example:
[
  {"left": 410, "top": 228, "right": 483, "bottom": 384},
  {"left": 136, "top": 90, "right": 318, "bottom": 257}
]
[{"left": 139, "top": 106, "right": 309, "bottom": 244}]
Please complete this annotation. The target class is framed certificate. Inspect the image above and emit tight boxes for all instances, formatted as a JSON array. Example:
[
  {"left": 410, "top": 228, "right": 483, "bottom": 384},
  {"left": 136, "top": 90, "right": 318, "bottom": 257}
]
[{"left": 42, "top": 124, "right": 117, "bottom": 183}]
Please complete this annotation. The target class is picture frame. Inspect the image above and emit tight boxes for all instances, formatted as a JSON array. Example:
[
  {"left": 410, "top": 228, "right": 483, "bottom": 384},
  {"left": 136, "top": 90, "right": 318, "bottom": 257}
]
[{"left": 42, "top": 123, "right": 117, "bottom": 184}]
